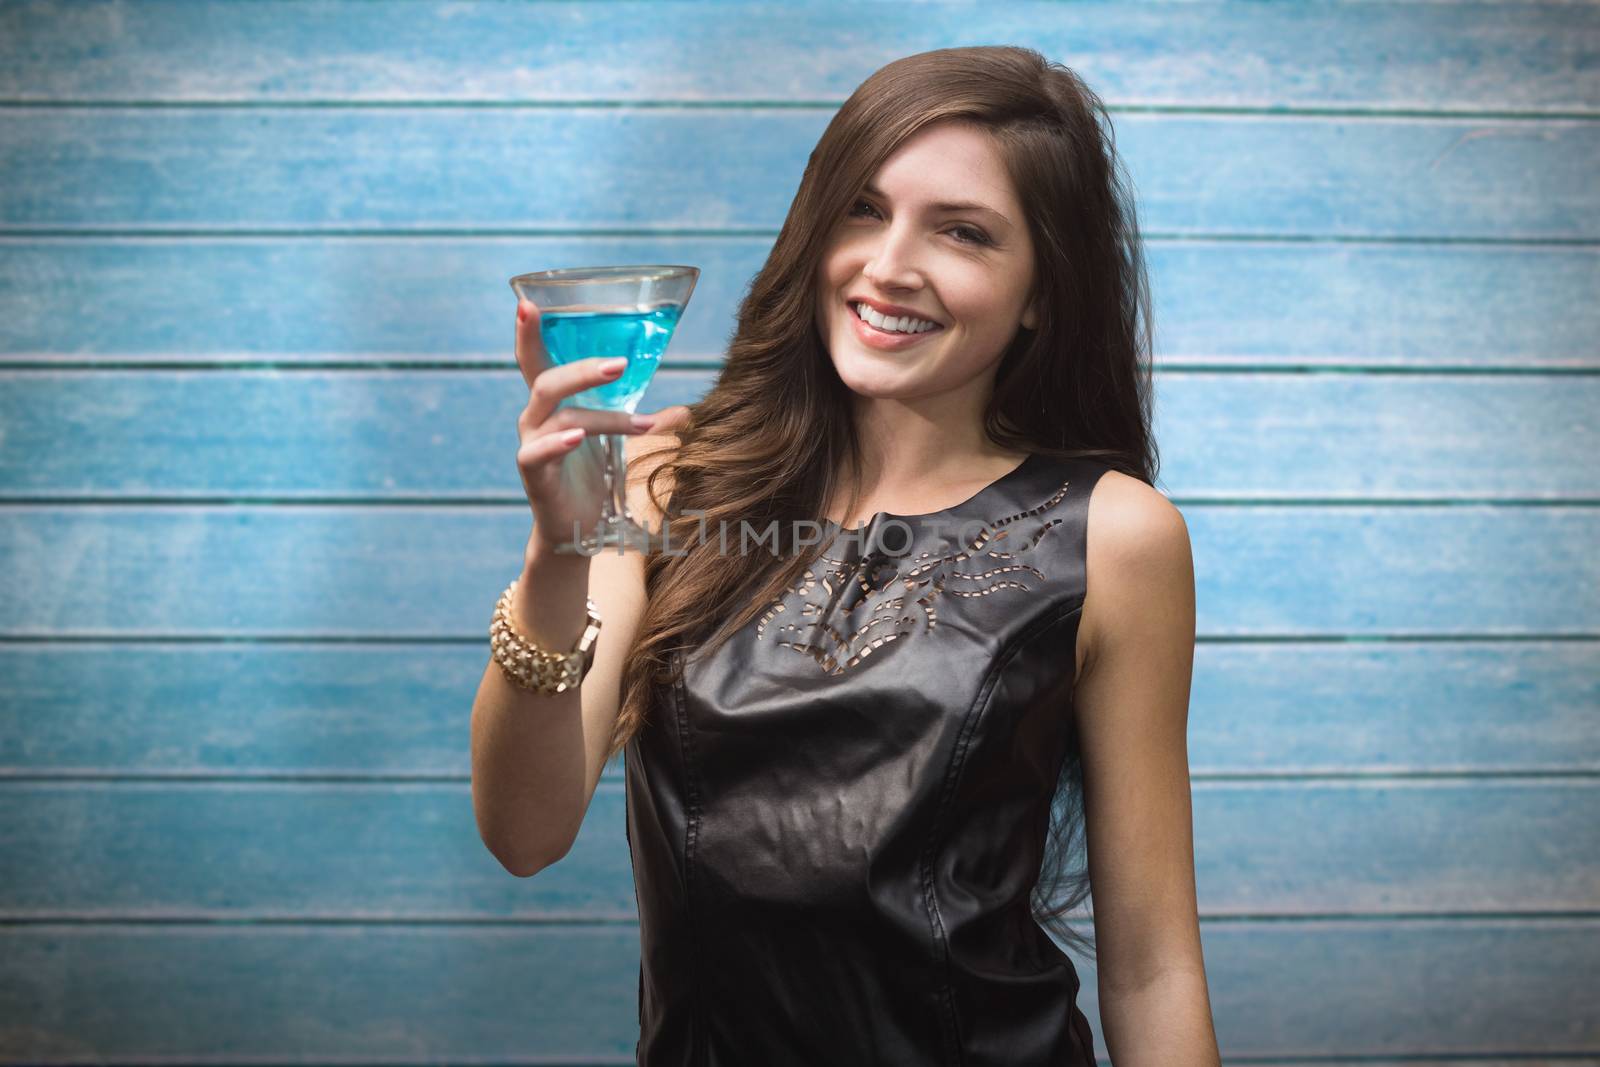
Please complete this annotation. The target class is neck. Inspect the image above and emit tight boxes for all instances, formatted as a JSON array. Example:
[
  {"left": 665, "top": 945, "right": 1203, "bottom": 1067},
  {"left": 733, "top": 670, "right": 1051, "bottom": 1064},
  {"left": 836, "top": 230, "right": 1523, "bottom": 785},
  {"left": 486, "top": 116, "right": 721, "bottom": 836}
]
[{"left": 828, "top": 394, "right": 1028, "bottom": 523}]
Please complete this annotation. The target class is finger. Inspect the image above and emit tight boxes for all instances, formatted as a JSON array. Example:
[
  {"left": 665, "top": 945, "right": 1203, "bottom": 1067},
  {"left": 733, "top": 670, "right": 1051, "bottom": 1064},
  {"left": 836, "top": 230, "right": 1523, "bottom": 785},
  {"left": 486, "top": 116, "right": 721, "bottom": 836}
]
[
  {"left": 523, "top": 355, "right": 634, "bottom": 427},
  {"left": 513, "top": 299, "right": 552, "bottom": 390},
  {"left": 639, "top": 404, "right": 693, "bottom": 434},
  {"left": 518, "top": 426, "right": 589, "bottom": 471},
  {"left": 523, "top": 394, "right": 657, "bottom": 442}
]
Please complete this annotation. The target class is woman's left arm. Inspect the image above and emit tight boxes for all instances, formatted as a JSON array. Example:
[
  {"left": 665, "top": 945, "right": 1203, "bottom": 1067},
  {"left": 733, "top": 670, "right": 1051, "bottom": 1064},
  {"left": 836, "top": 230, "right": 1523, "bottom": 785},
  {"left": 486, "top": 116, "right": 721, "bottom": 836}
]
[{"left": 1073, "top": 472, "right": 1220, "bottom": 1066}]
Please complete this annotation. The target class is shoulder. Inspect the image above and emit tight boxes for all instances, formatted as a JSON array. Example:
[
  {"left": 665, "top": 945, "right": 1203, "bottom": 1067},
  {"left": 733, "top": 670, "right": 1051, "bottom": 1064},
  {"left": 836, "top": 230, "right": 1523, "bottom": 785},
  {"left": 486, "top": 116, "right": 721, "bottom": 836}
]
[
  {"left": 1083, "top": 467, "right": 1188, "bottom": 564},
  {"left": 1078, "top": 468, "right": 1193, "bottom": 675}
]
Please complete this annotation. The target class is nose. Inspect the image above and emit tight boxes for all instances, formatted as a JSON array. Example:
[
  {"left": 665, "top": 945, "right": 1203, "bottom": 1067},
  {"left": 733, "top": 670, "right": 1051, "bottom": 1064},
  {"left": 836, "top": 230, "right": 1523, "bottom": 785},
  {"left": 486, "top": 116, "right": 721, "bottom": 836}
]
[{"left": 861, "top": 223, "right": 926, "bottom": 293}]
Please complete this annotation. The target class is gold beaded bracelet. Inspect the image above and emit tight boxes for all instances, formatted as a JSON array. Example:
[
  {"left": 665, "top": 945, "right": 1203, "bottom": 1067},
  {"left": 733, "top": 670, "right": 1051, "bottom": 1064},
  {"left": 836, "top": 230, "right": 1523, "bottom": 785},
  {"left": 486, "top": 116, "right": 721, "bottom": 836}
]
[{"left": 489, "top": 580, "right": 603, "bottom": 695}]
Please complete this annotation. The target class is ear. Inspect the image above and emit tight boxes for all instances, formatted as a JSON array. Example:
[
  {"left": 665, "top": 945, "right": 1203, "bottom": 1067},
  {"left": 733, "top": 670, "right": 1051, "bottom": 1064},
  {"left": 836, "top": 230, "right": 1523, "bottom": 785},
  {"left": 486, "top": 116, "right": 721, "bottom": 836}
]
[{"left": 1021, "top": 296, "right": 1040, "bottom": 331}]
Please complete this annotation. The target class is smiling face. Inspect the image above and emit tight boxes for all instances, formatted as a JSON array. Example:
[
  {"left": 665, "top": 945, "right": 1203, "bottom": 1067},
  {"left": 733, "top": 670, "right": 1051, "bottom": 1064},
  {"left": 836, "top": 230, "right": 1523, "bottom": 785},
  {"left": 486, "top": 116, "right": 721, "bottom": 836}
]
[{"left": 814, "top": 120, "right": 1038, "bottom": 403}]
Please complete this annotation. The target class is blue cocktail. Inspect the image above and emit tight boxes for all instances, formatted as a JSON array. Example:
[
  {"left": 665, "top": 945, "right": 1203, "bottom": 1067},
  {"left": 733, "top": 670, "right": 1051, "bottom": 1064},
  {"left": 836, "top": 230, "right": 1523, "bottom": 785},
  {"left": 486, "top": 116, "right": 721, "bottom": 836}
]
[
  {"left": 509, "top": 265, "right": 699, "bottom": 553},
  {"left": 537, "top": 304, "right": 682, "bottom": 413}
]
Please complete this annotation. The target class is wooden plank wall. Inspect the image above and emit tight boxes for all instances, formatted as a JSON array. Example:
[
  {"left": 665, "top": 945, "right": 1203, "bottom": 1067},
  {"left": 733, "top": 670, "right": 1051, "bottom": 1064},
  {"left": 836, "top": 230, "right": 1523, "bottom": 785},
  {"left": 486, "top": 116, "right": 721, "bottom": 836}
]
[{"left": 1, "top": 1, "right": 1596, "bottom": 1063}]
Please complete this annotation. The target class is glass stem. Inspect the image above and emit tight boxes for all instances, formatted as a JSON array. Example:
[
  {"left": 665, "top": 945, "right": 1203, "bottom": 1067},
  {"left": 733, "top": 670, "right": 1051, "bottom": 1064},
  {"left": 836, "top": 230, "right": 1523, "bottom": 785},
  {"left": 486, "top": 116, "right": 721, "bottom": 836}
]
[{"left": 600, "top": 431, "right": 628, "bottom": 527}]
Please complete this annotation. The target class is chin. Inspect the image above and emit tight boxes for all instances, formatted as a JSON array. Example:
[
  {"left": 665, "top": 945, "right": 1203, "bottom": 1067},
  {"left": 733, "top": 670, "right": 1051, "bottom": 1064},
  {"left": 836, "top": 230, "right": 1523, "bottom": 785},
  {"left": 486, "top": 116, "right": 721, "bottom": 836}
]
[{"left": 829, "top": 346, "right": 923, "bottom": 399}]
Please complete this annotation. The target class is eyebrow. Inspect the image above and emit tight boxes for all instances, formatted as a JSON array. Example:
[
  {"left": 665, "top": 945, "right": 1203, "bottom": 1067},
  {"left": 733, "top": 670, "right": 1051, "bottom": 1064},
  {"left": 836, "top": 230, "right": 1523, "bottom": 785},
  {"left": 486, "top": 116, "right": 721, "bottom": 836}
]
[{"left": 862, "top": 182, "right": 1012, "bottom": 227}]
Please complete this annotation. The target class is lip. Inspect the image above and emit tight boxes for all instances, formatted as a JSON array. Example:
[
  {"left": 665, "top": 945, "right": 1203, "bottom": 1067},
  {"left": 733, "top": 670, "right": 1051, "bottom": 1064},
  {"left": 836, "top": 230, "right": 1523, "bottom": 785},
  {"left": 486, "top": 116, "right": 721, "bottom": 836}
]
[{"left": 845, "top": 298, "right": 946, "bottom": 351}]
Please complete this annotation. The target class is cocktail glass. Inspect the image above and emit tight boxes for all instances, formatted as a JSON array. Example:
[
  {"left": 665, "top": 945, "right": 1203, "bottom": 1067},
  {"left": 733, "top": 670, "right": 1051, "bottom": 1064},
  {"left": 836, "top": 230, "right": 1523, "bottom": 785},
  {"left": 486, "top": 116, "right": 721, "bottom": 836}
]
[{"left": 509, "top": 264, "right": 698, "bottom": 554}]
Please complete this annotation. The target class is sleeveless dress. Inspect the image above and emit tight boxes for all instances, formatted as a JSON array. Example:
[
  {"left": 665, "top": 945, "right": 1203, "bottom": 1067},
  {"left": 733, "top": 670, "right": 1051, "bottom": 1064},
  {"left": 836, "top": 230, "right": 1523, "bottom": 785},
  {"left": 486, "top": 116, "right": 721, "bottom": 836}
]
[{"left": 623, "top": 450, "right": 1110, "bottom": 1066}]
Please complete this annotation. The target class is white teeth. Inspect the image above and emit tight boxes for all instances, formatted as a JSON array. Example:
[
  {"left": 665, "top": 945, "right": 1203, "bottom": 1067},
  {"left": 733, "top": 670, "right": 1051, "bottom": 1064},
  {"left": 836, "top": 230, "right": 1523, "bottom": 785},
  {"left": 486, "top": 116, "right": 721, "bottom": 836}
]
[{"left": 853, "top": 302, "right": 938, "bottom": 335}]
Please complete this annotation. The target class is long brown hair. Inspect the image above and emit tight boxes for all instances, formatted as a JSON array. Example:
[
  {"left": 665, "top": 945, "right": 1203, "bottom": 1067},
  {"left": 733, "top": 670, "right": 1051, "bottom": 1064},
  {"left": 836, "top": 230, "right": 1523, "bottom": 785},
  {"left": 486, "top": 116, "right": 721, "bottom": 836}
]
[{"left": 612, "top": 44, "right": 1157, "bottom": 960}]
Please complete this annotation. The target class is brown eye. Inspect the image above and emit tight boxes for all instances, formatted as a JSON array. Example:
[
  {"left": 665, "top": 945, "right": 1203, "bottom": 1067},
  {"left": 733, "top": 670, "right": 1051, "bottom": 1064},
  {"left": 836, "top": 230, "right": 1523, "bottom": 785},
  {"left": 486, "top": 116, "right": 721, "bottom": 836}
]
[{"left": 848, "top": 199, "right": 990, "bottom": 247}]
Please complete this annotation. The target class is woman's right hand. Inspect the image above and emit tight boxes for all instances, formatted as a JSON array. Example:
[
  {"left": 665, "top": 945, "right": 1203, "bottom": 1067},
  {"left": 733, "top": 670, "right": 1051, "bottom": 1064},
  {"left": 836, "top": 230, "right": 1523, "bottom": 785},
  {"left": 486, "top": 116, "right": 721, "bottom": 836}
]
[{"left": 513, "top": 298, "right": 662, "bottom": 555}]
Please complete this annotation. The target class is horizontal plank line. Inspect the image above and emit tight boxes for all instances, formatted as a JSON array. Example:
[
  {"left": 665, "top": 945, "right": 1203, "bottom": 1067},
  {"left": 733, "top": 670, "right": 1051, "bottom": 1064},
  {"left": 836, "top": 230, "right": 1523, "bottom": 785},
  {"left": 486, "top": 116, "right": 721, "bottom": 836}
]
[
  {"left": 4, "top": 361, "right": 1599, "bottom": 376},
  {"left": 0, "top": 1063, "right": 635, "bottom": 1067},
  {"left": 0, "top": 1059, "right": 638, "bottom": 1067},
  {"left": 1212, "top": 1057, "right": 1600, "bottom": 1065},
  {"left": 1, "top": 633, "right": 1596, "bottom": 645},
  {"left": 1, "top": 769, "right": 1595, "bottom": 785},
  {"left": 2, "top": 496, "right": 1598, "bottom": 507},
  {"left": 1211, "top": 1056, "right": 1600, "bottom": 1065},
  {"left": 0, "top": 359, "right": 723, "bottom": 372},
  {"left": 0, "top": 914, "right": 646, "bottom": 927},
  {"left": 0, "top": 1062, "right": 640, "bottom": 1067},
  {"left": 0, "top": 1057, "right": 1577, "bottom": 1067},
  {"left": 0, "top": 99, "right": 1596, "bottom": 122},
  {"left": 0, "top": 911, "right": 1595, "bottom": 927},
  {"left": 0, "top": 1061, "right": 1563, "bottom": 1067},
  {"left": 1, "top": 228, "right": 1596, "bottom": 247},
  {"left": 0, "top": 1059, "right": 1578, "bottom": 1067},
  {"left": 1151, "top": 363, "right": 1600, "bottom": 376}
]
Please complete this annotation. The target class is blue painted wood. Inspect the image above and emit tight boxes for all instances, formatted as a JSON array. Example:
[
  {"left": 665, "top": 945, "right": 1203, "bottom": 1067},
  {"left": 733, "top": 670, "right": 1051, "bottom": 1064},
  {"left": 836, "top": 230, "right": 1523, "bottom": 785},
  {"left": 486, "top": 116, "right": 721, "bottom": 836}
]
[
  {"left": 0, "top": 920, "right": 1596, "bottom": 1062},
  {"left": 0, "top": 778, "right": 1595, "bottom": 916},
  {"left": 0, "top": 1, "right": 1593, "bottom": 112},
  {"left": 3, "top": 241, "right": 1594, "bottom": 368},
  {"left": 3, "top": 110, "right": 1594, "bottom": 239},
  {"left": 1, "top": 0, "right": 1595, "bottom": 1061},
  {"left": 2, "top": 369, "right": 1597, "bottom": 497},
  {"left": 1, "top": 505, "right": 1595, "bottom": 636},
  {"left": 2, "top": 642, "right": 1595, "bottom": 776}
]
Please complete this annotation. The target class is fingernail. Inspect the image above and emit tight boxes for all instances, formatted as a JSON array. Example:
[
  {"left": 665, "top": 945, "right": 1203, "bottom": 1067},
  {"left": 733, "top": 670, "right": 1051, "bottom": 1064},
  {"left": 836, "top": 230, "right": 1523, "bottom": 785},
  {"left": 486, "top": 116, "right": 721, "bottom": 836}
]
[
  {"left": 630, "top": 413, "right": 656, "bottom": 429},
  {"left": 601, "top": 357, "right": 628, "bottom": 374},
  {"left": 517, "top": 301, "right": 529, "bottom": 323}
]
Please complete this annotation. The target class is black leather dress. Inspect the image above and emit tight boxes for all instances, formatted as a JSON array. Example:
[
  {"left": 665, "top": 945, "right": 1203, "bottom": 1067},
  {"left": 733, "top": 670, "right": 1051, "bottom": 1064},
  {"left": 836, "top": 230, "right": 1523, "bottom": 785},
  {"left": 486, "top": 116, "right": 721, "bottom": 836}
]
[{"left": 623, "top": 450, "right": 1110, "bottom": 1065}]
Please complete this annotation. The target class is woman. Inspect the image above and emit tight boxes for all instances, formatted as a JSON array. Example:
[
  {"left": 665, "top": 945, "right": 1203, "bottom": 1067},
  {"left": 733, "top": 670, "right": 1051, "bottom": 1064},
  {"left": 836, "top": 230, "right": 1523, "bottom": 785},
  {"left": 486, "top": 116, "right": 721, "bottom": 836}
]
[{"left": 472, "top": 45, "right": 1220, "bottom": 1065}]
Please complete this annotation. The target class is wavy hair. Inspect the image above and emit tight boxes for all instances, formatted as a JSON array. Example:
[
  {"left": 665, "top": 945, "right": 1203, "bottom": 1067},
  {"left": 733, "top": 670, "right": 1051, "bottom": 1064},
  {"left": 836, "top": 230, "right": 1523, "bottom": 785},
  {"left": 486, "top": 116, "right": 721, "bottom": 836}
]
[{"left": 610, "top": 44, "right": 1156, "bottom": 961}]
